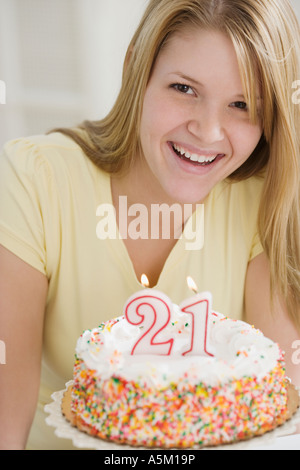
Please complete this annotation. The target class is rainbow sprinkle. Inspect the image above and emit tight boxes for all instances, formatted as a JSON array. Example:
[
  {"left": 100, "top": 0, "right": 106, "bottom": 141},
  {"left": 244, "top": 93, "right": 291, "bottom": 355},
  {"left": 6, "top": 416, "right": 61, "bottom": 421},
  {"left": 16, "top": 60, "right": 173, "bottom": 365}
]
[{"left": 71, "top": 354, "right": 288, "bottom": 448}]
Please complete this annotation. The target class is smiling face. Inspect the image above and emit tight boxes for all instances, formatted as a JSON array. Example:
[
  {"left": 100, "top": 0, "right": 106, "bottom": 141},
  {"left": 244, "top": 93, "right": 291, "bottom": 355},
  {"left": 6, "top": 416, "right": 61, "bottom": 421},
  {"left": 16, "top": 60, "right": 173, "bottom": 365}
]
[{"left": 137, "top": 28, "right": 263, "bottom": 204}]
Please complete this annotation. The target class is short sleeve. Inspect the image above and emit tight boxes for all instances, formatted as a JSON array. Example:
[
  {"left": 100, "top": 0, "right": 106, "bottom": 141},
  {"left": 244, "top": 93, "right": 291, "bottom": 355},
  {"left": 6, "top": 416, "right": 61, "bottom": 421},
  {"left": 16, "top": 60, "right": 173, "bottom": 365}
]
[
  {"left": 249, "top": 230, "right": 264, "bottom": 260},
  {"left": 0, "top": 138, "right": 49, "bottom": 275}
]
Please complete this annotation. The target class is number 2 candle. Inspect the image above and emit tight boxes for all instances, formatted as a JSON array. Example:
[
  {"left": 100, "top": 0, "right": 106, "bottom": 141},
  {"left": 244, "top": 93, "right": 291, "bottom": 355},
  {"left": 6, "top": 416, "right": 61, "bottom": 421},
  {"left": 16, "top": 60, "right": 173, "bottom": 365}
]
[{"left": 124, "top": 275, "right": 174, "bottom": 355}]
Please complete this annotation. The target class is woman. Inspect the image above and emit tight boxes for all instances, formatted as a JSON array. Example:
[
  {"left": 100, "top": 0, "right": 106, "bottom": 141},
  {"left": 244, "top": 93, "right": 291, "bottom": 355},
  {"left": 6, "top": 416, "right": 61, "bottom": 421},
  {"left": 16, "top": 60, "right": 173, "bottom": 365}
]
[{"left": 0, "top": 0, "right": 299, "bottom": 450}]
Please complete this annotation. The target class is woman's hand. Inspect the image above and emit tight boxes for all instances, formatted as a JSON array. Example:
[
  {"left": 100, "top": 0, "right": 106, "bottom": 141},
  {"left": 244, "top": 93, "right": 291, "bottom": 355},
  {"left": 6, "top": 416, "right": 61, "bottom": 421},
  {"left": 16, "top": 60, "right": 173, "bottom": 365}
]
[{"left": 0, "top": 245, "right": 48, "bottom": 449}]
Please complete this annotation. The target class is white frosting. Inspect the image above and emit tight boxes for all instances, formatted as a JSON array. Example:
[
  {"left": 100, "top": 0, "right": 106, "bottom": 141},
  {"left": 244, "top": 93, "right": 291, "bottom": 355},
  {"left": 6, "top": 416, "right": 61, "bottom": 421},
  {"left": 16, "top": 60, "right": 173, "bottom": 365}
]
[{"left": 75, "top": 306, "right": 281, "bottom": 388}]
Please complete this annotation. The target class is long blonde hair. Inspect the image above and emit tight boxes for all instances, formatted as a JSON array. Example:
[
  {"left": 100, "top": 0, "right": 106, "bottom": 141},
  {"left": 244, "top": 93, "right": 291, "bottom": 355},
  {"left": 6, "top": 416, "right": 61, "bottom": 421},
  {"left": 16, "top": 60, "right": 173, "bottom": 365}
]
[{"left": 52, "top": 0, "right": 300, "bottom": 329}]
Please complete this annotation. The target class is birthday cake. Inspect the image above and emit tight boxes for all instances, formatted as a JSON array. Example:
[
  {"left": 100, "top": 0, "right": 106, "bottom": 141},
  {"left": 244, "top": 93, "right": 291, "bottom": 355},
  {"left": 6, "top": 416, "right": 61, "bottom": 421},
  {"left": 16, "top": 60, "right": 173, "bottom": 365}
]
[{"left": 62, "top": 291, "right": 299, "bottom": 448}]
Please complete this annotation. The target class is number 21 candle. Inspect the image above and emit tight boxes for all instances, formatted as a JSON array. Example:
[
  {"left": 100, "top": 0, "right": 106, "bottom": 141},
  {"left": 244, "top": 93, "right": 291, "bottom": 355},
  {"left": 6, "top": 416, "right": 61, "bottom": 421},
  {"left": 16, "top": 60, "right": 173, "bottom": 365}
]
[{"left": 124, "top": 275, "right": 214, "bottom": 357}]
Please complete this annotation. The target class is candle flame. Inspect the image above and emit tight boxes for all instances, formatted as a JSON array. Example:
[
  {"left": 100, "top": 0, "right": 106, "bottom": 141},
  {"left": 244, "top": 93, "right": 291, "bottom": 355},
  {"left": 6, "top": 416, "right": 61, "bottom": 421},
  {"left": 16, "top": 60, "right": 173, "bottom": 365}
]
[
  {"left": 187, "top": 276, "right": 198, "bottom": 294},
  {"left": 141, "top": 274, "right": 150, "bottom": 288}
]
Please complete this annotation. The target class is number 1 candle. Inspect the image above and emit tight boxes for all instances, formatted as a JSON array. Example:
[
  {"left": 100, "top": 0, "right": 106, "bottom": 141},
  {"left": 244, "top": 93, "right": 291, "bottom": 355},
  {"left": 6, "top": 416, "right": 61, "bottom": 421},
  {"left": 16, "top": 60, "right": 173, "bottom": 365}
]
[{"left": 179, "top": 277, "right": 214, "bottom": 357}]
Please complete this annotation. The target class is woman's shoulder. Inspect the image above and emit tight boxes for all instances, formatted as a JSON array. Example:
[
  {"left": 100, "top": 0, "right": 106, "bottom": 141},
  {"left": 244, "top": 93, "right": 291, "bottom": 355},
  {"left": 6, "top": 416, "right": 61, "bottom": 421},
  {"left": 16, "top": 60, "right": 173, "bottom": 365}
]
[
  {"left": 3, "top": 131, "right": 81, "bottom": 149},
  {"left": 214, "top": 173, "right": 265, "bottom": 203},
  {"left": 231, "top": 173, "right": 265, "bottom": 199},
  {"left": 1, "top": 131, "right": 105, "bottom": 181},
  {"left": 208, "top": 174, "right": 265, "bottom": 227},
  {"left": 2, "top": 132, "right": 83, "bottom": 166}
]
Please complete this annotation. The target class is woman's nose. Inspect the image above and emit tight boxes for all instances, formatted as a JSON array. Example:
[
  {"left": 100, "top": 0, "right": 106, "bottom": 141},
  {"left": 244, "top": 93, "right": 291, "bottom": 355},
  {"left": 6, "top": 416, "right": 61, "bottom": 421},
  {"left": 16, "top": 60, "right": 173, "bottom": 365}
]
[{"left": 187, "top": 107, "right": 225, "bottom": 145}]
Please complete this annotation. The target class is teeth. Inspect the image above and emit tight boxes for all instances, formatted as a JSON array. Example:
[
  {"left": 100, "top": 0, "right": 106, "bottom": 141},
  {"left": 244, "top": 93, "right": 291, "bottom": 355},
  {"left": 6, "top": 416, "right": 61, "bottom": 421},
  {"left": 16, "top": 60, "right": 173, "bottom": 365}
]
[{"left": 173, "top": 144, "right": 217, "bottom": 163}]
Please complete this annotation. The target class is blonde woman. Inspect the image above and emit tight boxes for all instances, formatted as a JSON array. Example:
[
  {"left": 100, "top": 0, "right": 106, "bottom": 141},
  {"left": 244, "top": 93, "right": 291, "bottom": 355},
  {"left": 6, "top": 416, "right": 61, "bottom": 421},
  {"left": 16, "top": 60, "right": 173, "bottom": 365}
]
[{"left": 0, "top": 0, "right": 300, "bottom": 450}]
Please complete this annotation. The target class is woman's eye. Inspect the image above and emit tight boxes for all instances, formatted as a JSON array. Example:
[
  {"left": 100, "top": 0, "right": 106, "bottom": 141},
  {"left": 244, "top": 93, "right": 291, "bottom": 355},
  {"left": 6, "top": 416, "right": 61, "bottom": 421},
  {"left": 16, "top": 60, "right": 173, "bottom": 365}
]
[
  {"left": 170, "top": 83, "right": 195, "bottom": 95},
  {"left": 230, "top": 101, "right": 248, "bottom": 111}
]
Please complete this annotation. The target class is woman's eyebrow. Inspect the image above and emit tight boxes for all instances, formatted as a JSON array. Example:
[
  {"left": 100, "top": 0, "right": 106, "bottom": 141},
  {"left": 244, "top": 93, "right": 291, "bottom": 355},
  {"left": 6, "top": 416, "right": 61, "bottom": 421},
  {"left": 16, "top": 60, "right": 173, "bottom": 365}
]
[
  {"left": 168, "top": 72, "right": 203, "bottom": 87},
  {"left": 169, "top": 72, "right": 262, "bottom": 101},
  {"left": 234, "top": 93, "right": 262, "bottom": 101}
]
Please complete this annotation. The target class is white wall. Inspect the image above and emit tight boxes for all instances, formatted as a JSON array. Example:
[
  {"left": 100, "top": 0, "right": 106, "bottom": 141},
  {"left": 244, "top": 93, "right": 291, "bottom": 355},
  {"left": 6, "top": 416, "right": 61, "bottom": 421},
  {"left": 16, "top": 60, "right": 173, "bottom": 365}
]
[
  {"left": 0, "top": 0, "right": 300, "bottom": 147},
  {"left": 290, "top": 0, "right": 300, "bottom": 19},
  {"left": 0, "top": 0, "right": 147, "bottom": 146}
]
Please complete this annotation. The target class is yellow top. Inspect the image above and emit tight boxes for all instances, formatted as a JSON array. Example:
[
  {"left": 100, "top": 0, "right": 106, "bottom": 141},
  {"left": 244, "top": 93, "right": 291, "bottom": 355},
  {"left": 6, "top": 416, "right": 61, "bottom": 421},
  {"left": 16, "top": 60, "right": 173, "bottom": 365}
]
[{"left": 0, "top": 133, "right": 264, "bottom": 449}]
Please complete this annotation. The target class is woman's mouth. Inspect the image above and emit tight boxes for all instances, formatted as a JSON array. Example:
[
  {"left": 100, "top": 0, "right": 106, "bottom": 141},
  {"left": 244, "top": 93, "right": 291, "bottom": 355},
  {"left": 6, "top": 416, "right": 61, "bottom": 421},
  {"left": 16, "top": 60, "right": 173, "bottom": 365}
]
[{"left": 170, "top": 142, "right": 225, "bottom": 166}]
